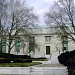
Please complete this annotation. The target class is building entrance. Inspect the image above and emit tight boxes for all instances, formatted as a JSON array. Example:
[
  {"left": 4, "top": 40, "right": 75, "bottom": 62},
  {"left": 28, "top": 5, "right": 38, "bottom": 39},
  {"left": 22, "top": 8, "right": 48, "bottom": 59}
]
[{"left": 46, "top": 46, "right": 50, "bottom": 55}]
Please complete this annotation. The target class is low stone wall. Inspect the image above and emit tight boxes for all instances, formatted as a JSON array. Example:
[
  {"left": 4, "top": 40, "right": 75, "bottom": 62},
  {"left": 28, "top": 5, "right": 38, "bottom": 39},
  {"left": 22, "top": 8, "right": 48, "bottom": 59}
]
[
  {"left": 0, "top": 67, "right": 31, "bottom": 74},
  {"left": 0, "top": 66, "right": 68, "bottom": 75}
]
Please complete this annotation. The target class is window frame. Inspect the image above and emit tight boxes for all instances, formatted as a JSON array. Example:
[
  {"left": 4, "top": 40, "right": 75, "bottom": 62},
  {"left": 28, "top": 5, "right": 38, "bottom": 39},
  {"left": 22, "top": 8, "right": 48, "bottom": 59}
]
[
  {"left": 2, "top": 38, "right": 6, "bottom": 53},
  {"left": 45, "top": 36, "right": 51, "bottom": 42}
]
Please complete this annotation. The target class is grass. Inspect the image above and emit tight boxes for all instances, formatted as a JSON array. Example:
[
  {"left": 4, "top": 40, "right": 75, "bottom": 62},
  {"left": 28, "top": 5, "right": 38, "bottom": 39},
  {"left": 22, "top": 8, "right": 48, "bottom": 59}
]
[{"left": 0, "top": 62, "right": 42, "bottom": 67}]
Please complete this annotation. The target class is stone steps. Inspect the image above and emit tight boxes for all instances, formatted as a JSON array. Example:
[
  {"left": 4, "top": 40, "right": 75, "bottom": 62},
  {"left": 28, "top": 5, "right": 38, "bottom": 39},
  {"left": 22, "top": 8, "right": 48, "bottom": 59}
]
[{"left": 29, "top": 67, "right": 68, "bottom": 75}]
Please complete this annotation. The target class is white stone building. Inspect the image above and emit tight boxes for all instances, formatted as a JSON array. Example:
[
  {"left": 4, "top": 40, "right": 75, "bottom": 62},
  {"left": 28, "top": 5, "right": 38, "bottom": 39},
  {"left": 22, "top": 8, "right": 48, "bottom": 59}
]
[{"left": 0, "top": 27, "right": 75, "bottom": 58}]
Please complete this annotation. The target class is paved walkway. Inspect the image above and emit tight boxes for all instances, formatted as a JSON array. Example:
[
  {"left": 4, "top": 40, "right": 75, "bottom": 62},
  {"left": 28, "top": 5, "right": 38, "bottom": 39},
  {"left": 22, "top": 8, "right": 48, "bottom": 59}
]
[
  {"left": 30, "top": 63, "right": 68, "bottom": 75},
  {"left": 42, "top": 52, "right": 59, "bottom": 64},
  {"left": 36, "top": 63, "right": 65, "bottom": 67}
]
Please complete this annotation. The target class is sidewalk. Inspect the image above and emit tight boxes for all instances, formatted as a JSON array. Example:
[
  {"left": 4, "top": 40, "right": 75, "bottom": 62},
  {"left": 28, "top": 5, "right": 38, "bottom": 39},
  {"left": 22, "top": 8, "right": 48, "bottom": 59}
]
[
  {"left": 36, "top": 63, "right": 66, "bottom": 67},
  {"left": 30, "top": 62, "right": 68, "bottom": 75}
]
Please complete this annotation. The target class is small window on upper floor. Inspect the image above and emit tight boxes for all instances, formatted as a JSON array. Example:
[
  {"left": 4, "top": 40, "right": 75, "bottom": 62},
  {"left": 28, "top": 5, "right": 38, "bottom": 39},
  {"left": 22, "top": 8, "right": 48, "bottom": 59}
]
[{"left": 45, "top": 36, "right": 51, "bottom": 42}]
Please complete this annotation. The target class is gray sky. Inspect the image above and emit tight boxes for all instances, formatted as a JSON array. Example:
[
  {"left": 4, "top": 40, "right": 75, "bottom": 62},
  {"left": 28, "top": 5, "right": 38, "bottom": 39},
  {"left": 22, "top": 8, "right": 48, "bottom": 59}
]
[{"left": 26, "top": 0, "right": 58, "bottom": 25}]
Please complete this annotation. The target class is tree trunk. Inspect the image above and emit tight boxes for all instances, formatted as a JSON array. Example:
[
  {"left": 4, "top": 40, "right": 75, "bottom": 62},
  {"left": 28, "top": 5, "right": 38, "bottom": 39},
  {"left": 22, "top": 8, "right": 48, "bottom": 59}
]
[
  {"left": 8, "top": 44, "right": 11, "bottom": 54},
  {"left": 8, "top": 35, "right": 12, "bottom": 54}
]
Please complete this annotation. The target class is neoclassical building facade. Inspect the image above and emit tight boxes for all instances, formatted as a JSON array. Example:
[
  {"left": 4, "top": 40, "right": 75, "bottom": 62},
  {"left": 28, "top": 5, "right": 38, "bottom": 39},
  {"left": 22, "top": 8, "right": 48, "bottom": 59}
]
[{"left": 0, "top": 27, "right": 75, "bottom": 58}]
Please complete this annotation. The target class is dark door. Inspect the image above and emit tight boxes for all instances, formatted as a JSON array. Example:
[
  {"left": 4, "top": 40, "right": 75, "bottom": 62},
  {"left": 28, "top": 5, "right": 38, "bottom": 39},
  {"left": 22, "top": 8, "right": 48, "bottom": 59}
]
[{"left": 46, "top": 46, "right": 50, "bottom": 55}]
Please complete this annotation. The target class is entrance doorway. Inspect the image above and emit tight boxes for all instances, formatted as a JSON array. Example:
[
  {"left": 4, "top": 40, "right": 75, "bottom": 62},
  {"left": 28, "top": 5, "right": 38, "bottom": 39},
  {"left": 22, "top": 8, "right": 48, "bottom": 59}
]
[{"left": 46, "top": 46, "right": 50, "bottom": 55}]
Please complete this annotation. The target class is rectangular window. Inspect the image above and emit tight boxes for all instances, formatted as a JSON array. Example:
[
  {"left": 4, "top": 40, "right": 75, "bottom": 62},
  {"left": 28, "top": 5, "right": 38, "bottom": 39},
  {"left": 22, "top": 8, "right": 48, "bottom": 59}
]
[
  {"left": 63, "top": 47, "right": 66, "bottom": 50},
  {"left": 15, "top": 38, "right": 21, "bottom": 54},
  {"left": 29, "top": 37, "right": 35, "bottom": 53},
  {"left": 2, "top": 38, "right": 6, "bottom": 53},
  {"left": 61, "top": 35, "right": 68, "bottom": 52},
  {"left": 45, "top": 36, "right": 51, "bottom": 42}
]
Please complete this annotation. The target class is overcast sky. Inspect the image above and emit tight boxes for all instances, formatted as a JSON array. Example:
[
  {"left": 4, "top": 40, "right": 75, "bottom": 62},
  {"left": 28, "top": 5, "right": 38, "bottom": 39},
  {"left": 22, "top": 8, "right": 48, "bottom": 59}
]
[{"left": 26, "top": 0, "right": 58, "bottom": 25}]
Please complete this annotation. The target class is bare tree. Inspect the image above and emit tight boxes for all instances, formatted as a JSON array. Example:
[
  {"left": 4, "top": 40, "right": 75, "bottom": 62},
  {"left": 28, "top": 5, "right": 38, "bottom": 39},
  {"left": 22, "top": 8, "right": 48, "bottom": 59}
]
[
  {"left": 45, "top": 0, "right": 75, "bottom": 43},
  {"left": 1, "top": 0, "right": 38, "bottom": 54},
  {"left": 0, "top": 0, "right": 8, "bottom": 52}
]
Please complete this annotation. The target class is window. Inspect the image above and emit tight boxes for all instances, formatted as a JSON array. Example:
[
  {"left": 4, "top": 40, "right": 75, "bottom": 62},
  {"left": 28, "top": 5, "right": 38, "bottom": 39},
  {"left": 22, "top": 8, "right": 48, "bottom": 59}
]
[
  {"left": 29, "top": 37, "right": 35, "bottom": 53},
  {"left": 15, "top": 38, "right": 21, "bottom": 54},
  {"left": 2, "top": 38, "right": 6, "bottom": 53},
  {"left": 63, "top": 43, "right": 67, "bottom": 50},
  {"left": 45, "top": 36, "right": 51, "bottom": 42},
  {"left": 63, "top": 47, "right": 66, "bottom": 50},
  {"left": 61, "top": 36, "right": 68, "bottom": 52}
]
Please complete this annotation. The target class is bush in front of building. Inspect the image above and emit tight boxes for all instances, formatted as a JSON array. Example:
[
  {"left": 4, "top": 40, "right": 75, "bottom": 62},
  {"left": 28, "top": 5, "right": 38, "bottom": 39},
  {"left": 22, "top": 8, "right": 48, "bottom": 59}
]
[
  {"left": 0, "top": 53, "right": 31, "bottom": 59},
  {"left": 67, "top": 59, "right": 75, "bottom": 68},
  {"left": 58, "top": 50, "right": 75, "bottom": 75},
  {"left": 0, "top": 58, "right": 32, "bottom": 63},
  {"left": 13, "top": 58, "right": 32, "bottom": 63},
  {"left": 0, "top": 53, "right": 48, "bottom": 63},
  {"left": 0, "top": 53, "right": 32, "bottom": 63},
  {"left": 68, "top": 67, "right": 75, "bottom": 75},
  {"left": 30, "top": 57, "right": 47, "bottom": 61},
  {"left": 58, "top": 51, "right": 70, "bottom": 66},
  {"left": 12, "top": 54, "right": 31, "bottom": 59},
  {"left": 0, "top": 58, "right": 11, "bottom": 63},
  {"left": 58, "top": 50, "right": 75, "bottom": 66}
]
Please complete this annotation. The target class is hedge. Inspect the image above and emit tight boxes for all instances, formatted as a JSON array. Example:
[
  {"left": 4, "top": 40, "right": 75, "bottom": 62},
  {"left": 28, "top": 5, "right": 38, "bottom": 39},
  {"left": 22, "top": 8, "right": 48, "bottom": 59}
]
[
  {"left": 0, "top": 53, "right": 32, "bottom": 63},
  {"left": 58, "top": 50, "right": 75, "bottom": 75},
  {"left": 68, "top": 67, "right": 75, "bottom": 75},
  {"left": 58, "top": 50, "right": 75, "bottom": 66},
  {"left": 0, "top": 53, "right": 31, "bottom": 59},
  {"left": 0, "top": 58, "right": 32, "bottom": 63}
]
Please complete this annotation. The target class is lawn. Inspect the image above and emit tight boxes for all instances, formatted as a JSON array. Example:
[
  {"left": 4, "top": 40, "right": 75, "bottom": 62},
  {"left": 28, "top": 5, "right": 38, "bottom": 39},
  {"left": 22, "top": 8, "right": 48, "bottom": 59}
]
[{"left": 0, "top": 62, "right": 42, "bottom": 67}]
